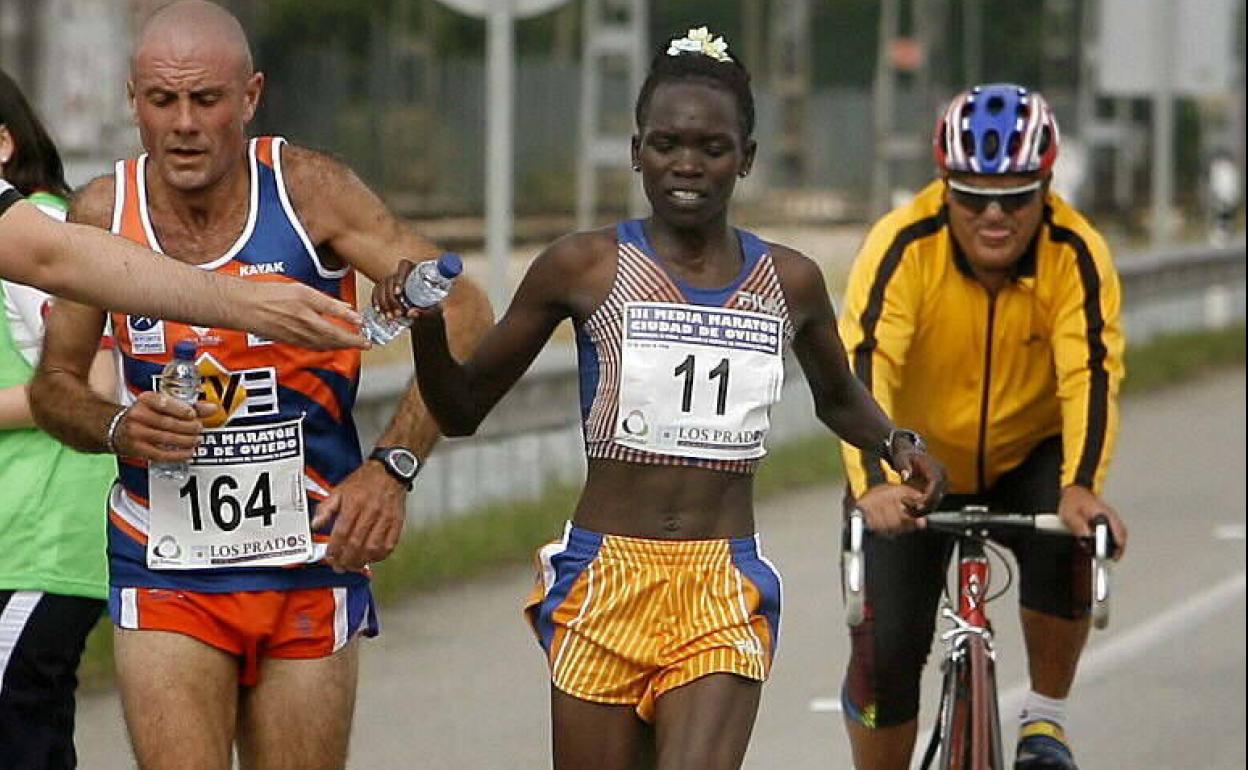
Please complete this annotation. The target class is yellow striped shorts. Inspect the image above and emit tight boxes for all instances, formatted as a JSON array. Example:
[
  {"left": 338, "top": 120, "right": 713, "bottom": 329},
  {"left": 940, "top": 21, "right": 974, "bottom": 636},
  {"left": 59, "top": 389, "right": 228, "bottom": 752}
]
[{"left": 524, "top": 522, "right": 783, "bottom": 722}]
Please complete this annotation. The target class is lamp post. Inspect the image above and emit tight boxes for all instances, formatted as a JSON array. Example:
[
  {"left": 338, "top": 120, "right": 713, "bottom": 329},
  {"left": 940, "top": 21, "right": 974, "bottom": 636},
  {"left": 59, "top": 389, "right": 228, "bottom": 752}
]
[{"left": 434, "top": 0, "right": 573, "bottom": 311}]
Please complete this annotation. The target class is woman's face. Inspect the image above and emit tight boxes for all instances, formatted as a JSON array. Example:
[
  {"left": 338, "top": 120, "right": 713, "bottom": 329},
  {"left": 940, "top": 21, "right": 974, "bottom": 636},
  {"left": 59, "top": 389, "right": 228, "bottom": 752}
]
[
  {"left": 632, "top": 81, "right": 755, "bottom": 230},
  {"left": 0, "top": 125, "right": 14, "bottom": 178}
]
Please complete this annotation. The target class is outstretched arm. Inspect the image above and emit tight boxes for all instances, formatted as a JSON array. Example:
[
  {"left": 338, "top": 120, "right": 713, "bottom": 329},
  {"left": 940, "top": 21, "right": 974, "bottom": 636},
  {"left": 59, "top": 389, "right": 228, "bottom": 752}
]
[
  {"left": 30, "top": 186, "right": 213, "bottom": 460},
  {"left": 380, "top": 234, "right": 593, "bottom": 437},
  {"left": 0, "top": 191, "right": 364, "bottom": 350}
]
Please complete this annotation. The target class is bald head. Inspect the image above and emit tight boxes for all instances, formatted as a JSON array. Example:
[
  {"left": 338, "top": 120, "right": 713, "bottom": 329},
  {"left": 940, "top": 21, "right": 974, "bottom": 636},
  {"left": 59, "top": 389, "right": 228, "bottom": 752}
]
[
  {"left": 133, "top": 0, "right": 254, "bottom": 80},
  {"left": 128, "top": 0, "right": 265, "bottom": 194}
]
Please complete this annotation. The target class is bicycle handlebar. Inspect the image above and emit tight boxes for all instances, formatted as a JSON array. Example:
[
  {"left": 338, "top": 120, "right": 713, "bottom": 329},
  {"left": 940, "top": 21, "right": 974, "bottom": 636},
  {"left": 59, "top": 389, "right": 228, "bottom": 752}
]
[{"left": 843, "top": 505, "right": 1114, "bottom": 629}]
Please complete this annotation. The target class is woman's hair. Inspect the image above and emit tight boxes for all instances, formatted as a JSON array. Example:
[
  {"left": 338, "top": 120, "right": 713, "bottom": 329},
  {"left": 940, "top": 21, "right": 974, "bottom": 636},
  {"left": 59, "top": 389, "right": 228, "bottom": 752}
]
[
  {"left": 0, "top": 67, "right": 71, "bottom": 198},
  {"left": 634, "top": 37, "right": 755, "bottom": 141}
]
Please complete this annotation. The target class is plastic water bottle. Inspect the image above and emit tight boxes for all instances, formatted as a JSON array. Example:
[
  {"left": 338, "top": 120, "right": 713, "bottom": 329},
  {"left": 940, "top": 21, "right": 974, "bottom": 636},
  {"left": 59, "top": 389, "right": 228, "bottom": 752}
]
[
  {"left": 151, "top": 340, "right": 201, "bottom": 482},
  {"left": 361, "top": 253, "right": 464, "bottom": 345}
]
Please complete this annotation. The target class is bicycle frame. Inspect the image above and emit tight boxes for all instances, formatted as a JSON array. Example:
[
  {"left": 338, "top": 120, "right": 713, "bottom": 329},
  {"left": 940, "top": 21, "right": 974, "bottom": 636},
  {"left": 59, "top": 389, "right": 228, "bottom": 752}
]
[{"left": 933, "top": 536, "right": 1005, "bottom": 770}]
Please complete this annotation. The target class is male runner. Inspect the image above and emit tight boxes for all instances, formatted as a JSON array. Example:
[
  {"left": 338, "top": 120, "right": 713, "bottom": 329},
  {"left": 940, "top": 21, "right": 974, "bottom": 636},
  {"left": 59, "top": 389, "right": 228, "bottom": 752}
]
[{"left": 30, "top": 3, "right": 490, "bottom": 769}]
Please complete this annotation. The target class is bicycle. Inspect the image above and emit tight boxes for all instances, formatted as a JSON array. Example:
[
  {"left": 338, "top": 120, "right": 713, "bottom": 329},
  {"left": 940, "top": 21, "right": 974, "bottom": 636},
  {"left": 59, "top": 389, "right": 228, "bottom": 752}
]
[{"left": 842, "top": 505, "right": 1115, "bottom": 770}]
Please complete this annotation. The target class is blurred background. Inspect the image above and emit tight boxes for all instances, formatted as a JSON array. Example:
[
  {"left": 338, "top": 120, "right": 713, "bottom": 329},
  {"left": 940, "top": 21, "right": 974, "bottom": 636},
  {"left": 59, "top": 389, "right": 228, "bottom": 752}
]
[
  {"left": 1, "top": 5, "right": 1243, "bottom": 767},
  {"left": 1, "top": 0, "right": 1244, "bottom": 243}
]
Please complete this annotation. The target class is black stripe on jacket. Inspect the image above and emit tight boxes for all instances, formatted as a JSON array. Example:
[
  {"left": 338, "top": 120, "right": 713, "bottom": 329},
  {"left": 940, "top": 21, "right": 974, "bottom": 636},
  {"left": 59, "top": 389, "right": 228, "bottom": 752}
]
[
  {"left": 1046, "top": 219, "right": 1110, "bottom": 488},
  {"left": 852, "top": 211, "right": 946, "bottom": 488}
]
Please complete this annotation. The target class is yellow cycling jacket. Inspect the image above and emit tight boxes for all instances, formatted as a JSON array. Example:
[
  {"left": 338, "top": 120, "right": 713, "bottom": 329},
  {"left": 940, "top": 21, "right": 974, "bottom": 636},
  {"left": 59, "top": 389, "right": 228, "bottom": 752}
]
[{"left": 840, "top": 180, "right": 1125, "bottom": 497}]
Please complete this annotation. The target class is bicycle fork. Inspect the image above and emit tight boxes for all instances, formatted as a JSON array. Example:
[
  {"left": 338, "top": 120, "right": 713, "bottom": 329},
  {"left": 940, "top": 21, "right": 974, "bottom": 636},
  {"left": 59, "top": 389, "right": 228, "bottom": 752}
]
[{"left": 928, "top": 539, "right": 1006, "bottom": 770}]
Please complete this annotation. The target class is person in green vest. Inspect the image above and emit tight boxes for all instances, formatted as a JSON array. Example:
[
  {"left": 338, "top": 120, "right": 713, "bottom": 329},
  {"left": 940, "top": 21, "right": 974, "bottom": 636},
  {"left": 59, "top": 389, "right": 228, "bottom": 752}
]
[{"left": 0, "top": 68, "right": 117, "bottom": 770}]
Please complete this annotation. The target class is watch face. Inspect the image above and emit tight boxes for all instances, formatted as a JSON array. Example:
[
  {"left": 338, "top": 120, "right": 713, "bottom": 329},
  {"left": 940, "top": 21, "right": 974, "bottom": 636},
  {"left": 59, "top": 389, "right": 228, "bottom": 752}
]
[{"left": 389, "top": 449, "right": 419, "bottom": 478}]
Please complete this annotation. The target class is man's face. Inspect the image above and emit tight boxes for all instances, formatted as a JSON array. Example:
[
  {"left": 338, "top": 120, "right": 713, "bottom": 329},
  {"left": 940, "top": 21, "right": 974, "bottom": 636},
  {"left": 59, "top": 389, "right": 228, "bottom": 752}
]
[
  {"left": 944, "top": 172, "right": 1047, "bottom": 278},
  {"left": 128, "top": 43, "right": 262, "bottom": 193}
]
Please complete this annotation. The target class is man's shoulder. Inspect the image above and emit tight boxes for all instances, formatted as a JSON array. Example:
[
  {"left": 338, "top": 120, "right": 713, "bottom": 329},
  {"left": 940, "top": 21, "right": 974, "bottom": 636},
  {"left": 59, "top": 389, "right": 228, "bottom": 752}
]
[
  {"left": 1043, "top": 194, "right": 1114, "bottom": 267},
  {"left": 68, "top": 175, "right": 116, "bottom": 229},
  {"left": 855, "top": 181, "right": 948, "bottom": 270},
  {"left": 276, "top": 142, "right": 357, "bottom": 193}
]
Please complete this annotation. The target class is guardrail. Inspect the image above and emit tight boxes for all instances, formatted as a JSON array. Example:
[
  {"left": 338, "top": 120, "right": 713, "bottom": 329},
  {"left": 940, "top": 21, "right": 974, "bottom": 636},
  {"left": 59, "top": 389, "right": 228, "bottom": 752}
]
[{"left": 356, "top": 241, "right": 1246, "bottom": 527}]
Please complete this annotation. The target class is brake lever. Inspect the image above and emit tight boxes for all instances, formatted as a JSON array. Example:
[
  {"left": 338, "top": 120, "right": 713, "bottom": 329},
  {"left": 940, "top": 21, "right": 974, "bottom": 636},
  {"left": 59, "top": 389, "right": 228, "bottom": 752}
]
[
  {"left": 843, "top": 509, "right": 866, "bottom": 626},
  {"left": 1090, "top": 514, "right": 1113, "bottom": 630}
]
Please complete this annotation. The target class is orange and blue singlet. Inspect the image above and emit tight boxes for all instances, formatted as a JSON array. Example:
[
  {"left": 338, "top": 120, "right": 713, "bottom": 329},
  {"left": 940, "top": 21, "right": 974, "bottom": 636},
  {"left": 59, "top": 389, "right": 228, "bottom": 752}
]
[{"left": 106, "top": 137, "right": 364, "bottom": 595}]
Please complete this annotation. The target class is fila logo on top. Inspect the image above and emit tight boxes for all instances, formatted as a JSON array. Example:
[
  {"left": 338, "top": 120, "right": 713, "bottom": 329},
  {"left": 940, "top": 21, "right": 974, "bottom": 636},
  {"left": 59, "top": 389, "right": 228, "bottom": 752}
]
[
  {"left": 152, "top": 353, "right": 279, "bottom": 428},
  {"left": 735, "top": 291, "right": 782, "bottom": 316}
]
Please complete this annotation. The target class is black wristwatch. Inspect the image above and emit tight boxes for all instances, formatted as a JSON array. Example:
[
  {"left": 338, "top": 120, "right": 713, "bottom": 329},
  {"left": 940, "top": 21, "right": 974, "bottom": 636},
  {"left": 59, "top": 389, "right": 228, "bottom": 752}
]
[
  {"left": 879, "top": 428, "right": 925, "bottom": 472},
  {"left": 368, "top": 446, "right": 421, "bottom": 491}
]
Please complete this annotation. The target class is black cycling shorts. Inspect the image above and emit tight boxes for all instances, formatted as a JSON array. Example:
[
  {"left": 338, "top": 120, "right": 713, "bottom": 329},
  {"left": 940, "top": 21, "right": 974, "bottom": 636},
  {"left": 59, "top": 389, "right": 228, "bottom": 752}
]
[{"left": 840, "top": 436, "right": 1092, "bottom": 728}]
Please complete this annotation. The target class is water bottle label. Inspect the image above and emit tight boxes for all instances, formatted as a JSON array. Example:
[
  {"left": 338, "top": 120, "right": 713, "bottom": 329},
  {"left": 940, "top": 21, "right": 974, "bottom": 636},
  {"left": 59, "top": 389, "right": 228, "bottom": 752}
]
[{"left": 146, "top": 417, "right": 312, "bottom": 570}]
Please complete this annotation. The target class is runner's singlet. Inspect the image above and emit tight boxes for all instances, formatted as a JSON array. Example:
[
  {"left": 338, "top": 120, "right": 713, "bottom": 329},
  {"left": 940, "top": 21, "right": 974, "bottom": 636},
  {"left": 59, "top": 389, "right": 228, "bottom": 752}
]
[
  {"left": 107, "top": 137, "right": 365, "bottom": 592},
  {"left": 578, "top": 220, "right": 795, "bottom": 475}
]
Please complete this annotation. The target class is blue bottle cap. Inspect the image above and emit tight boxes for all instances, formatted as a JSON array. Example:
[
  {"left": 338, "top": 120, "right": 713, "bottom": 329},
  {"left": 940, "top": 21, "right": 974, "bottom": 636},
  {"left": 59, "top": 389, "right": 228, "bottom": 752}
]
[
  {"left": 173, "top": 340, "right": 198, "bottom": 360},
  {"left": 436, "top": 252, "right": 464, "bottom": 279}
]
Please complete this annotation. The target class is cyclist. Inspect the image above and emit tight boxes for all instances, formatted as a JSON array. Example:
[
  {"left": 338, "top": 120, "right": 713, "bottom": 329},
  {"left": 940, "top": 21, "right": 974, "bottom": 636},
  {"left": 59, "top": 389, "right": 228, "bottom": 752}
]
[
  {"left": 376, "top": 28, "right": 944, "bottom": 770},
  {"left": 838, "top": 83, "right": 1129, "bottom": 770}
]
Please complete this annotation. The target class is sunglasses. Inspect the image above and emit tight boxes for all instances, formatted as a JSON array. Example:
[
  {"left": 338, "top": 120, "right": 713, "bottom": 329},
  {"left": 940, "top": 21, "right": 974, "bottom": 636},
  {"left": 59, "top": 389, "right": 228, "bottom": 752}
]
[{"left": 947, "top": 179, "right": 1044, "bottom": 214}]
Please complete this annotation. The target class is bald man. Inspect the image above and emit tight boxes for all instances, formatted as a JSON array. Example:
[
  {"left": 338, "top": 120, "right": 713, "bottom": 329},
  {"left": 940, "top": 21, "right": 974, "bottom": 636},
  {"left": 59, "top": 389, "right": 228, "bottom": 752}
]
[{"left": 31, "top": 3, "right": 491, "bottom": 769}]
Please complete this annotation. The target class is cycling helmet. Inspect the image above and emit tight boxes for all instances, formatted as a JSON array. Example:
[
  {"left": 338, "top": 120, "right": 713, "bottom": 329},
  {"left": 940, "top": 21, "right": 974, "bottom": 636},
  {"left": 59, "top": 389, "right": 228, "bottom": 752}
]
[{"left": 934, "top": 83, "right": 1060, "bottom": 175}]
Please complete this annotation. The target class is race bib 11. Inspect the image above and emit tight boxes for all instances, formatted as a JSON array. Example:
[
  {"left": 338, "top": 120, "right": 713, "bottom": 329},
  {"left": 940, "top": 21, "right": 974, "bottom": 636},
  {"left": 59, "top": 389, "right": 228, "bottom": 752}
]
[{"left": 614, "top": 302, "right": 785, "bottom": 461}]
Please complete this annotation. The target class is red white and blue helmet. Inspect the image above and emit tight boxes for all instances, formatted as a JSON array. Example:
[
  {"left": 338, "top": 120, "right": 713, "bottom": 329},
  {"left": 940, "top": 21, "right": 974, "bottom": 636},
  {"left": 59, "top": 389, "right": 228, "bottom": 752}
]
[{"left": 934, "top": 83, "right": 1060, "bottom": 175}]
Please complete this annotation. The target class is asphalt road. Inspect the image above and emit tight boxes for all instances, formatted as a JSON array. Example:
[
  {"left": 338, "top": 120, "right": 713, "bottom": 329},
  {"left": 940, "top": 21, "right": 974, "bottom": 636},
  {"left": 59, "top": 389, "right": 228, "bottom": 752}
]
[{"left": 76, "top": 369, "right": 1247, "bottom": 769}]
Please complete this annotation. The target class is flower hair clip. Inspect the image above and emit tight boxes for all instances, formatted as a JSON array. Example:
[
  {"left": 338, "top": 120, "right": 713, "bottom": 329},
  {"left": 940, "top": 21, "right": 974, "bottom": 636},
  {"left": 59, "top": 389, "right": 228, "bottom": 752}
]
[{"left": 666, "top": 27, "right": 732, "bottom": 63}]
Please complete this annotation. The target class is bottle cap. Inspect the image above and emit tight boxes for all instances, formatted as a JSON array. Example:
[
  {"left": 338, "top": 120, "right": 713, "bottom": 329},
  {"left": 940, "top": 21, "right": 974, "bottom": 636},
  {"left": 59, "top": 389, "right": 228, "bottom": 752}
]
[
  {"left": 436, "top": 252, "right": 464, "bottom": 280},
  {"left": 173, "top": 340, "right": 198, "bottom": 360}
]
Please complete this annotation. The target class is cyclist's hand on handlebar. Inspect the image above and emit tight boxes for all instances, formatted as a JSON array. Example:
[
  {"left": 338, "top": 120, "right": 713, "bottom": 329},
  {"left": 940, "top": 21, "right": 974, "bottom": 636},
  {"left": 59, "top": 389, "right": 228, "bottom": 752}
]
[
  {"left": 894, "top": 449, "right": 947, "bottom": 512},
  {"left": 856, "top": 484, "right": 928, "bottom": 537},
  {"left": 1059, "top": 485, "right": 1127, "bottom": 559}
]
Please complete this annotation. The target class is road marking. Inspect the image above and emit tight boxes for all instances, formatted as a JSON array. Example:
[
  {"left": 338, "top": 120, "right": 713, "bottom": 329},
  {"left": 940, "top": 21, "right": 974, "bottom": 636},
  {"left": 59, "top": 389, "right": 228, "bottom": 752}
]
[
  {"left": 809, "top": 697, "right": 842, "bottom": 713},
  {"left": 1214, "top": 523, "right": 1246, "bottom": 541},
  {"left": 819, "top": 571, "right": 1248, "bottom": 753},
  {"left": 941, "top": 570, "right": 1246, "bottom": 747},
  {"left": 995, "top": 570, "right": 1246, "bottom": 720}
]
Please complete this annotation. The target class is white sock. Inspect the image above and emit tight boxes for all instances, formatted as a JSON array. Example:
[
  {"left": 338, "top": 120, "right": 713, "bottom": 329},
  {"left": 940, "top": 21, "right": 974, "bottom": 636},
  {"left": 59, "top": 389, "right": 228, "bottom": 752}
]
[{"left": 1019, "top": 691, "right": 1068, "bottom": 730}]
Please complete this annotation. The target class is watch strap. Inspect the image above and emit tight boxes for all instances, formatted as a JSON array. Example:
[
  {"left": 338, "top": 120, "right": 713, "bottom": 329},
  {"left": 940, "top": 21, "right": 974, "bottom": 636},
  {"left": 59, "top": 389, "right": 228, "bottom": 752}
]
[{"left": 368, "top": 446, "right": 419, "bottom": 490}]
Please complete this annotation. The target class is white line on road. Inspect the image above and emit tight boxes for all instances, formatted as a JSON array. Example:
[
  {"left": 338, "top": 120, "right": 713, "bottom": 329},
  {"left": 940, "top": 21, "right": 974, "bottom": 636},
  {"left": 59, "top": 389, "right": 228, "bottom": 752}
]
[
  {"left": 996, "top": 570, "right": 1247, "bottom": 718},
  {"left": 817, "top": 570, "right": 1248, "bottom": 761},
  {"left": 1214, "top": 523, "right": 1246, "bottom": 541},
  {"left": 914, "top": 570, "right": 1247, "bottom": 757},
  {"left": 809, "top": 696, "right": 842, "bottom": 713}
]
